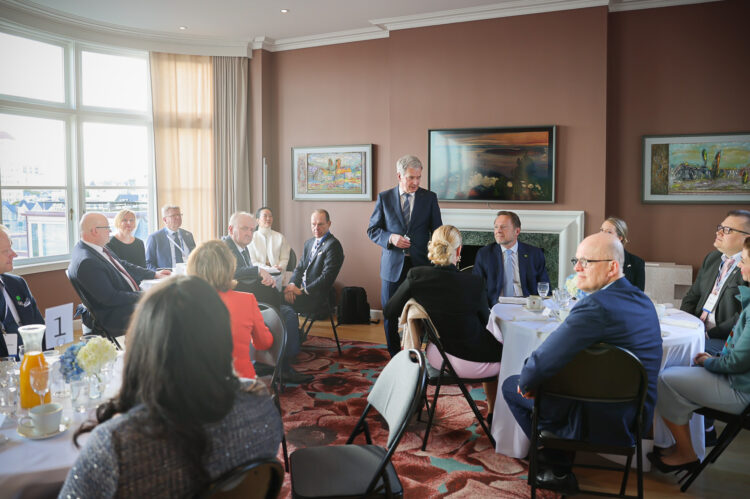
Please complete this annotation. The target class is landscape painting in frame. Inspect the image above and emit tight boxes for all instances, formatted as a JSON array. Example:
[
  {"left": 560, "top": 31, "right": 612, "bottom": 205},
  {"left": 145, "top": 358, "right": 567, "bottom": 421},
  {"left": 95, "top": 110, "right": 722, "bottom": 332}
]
[
  {"left": 429, "top": 126, "right": 556, "bottom": 203},
  {"left": 643, "top": 133, "right": 750, "bottom": 203},
  {"left": 292, "top": 144, "right": 372, "bottom": 201}
]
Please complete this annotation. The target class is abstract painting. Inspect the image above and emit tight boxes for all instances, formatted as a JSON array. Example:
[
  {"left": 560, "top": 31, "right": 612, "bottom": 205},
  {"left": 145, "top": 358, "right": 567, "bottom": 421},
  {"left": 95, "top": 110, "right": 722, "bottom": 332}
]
[
  {"left": 292, "top": 144, "right": 372, "bottom": 201},
  {"left": 643, "top": 133, "right": 750, "bottom": 203},
  {"left": 429, "top": 126, "right": 556, "bottom": 203}
]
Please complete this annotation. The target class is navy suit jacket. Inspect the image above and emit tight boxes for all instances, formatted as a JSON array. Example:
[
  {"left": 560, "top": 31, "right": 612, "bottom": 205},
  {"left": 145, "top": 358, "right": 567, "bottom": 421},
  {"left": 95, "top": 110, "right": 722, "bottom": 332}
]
[
  {"left": 519, "top": 277, "right": 663, "bottom": 445},
  {"left": 290, "top": 233, "right": 344, "bottom": 301},
  {"left": 145, "top": 227, "right": 196, "bottom": 270},
  {"left": 367, "top": 186, "right": 442, "bottom": 282},
  {"left": 1, "top": 273, "right": 45, "bottom": 357},
  {"left": 68, "top": 241, "right": 154, "bottom": 335},
  {"left": 473, "top": 241, "right": 550, "bottom": 306}
]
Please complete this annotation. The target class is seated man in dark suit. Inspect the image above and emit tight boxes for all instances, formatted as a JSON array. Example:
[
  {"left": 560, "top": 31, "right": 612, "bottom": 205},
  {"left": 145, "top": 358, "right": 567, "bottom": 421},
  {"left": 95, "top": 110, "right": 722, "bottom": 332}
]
[
  {"left": 145, "top": 205, "right": 196, "bottom": 270},
  {"left": 285, "top": 209, "right": 345, "bottom": 314},
  {"left": 502, "top": 232, "right": 662, "bottom": 494},
  {"left": 473, "top": 210, "right": 550, "bottom": 306},
  {"left": 68, "top": 213, "right": 170, "bottom": 336},
  {"left": 222, "top": 211, "right": 311, "bottom": 384},
  {"left": 681, "top": 209, "right": 750, "bottom": 355},
  {"left": 0, "top": 225, "right": 44, "bottom": 357}
]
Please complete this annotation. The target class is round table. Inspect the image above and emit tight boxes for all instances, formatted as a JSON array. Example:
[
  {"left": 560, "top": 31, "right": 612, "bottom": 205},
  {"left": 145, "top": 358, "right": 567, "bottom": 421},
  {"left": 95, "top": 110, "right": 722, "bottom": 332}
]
[{"left": 487, "top": 302, "right": 706, "bottom": 465}]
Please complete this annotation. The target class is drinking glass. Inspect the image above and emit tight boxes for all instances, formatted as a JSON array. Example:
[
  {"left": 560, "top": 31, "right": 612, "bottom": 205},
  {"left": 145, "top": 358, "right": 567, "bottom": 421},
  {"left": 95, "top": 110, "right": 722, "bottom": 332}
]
[
  {"left": 29, "top": 365, "right": 51, "bottom": 405},
  {"left": 537, "top": 282, "right": 550, "bottom": 298},
  {"left": 71, "top": 379, "right": 88, "bottom": 413},
  {"left": 0, "top": 357, "right": 17, "bottom": 388}
]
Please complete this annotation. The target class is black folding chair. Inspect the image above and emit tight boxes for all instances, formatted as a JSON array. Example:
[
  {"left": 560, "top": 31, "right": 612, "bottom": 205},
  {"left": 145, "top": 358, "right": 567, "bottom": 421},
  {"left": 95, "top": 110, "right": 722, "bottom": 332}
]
[
  {"left": 197, "top": 457, "right": 284, "bottom": 499},
  {"left": 679, "top": 403, "right": 750, "bottom": 492},
  {"left": 65, "top": 269, "right": 122, "bottom": 349},
  {"left": 289, "top": 349, "right": 427, "bottom": 498},
  {"left": 299, "top": 287, "right": 342, "bottom": 355},
  {"left": 285, "top": 248, "right": 297, "bottom": 272},
  {"left": 418, "top": 318, "right": 496, "bottom": 451},
  {"left": 258, "top": 304, "right": 290, "bottom": 471},
  {"left": 528, "top": 343, "right": 648, "bottom": 499}
]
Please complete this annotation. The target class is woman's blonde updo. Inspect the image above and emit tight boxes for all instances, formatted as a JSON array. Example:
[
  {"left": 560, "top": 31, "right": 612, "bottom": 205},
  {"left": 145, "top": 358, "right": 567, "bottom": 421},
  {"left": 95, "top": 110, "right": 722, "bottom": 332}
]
[{"left": 427, "top": 225, "right": 462, "bottom": 266}]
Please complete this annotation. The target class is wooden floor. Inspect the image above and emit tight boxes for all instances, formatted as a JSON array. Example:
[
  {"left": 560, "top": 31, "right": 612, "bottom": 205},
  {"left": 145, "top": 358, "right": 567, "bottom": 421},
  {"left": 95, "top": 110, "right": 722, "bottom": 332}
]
[{"left": 309, "top": 321, "right": 750, "bottom": 498}]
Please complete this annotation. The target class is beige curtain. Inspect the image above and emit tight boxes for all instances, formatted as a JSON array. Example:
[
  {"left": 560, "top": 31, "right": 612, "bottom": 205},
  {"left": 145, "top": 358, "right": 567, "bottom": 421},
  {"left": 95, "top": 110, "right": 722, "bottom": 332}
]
[
  {"left": 149, "top": 52, "right": 215, "bottom": 243},
  {"left": 213, "top": 56, "right": 251, "bottom": 235}
]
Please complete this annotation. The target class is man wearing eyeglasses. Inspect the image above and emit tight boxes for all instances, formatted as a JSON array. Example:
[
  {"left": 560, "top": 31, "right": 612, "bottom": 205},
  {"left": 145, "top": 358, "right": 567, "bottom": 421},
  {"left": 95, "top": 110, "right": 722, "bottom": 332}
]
[
  {"left": 145, "top": 205, "right": 196, "bottom": 270},
  {"left": 501, "top": 232, "right": 662, "bottom": 494},
  {"left": 681, "top": 210, "right": 750, "bottom": 355}
]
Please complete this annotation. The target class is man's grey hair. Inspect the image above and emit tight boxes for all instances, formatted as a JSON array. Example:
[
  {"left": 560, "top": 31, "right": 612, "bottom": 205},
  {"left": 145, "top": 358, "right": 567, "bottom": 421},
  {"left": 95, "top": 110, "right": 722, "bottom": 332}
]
[
  {"left": 0, "top": 224, "right": 8, "bottom": 236},
  {"left": 396, "top": 155, "right": 423, "bottom": 175},
  {"left": 228, "top": 211, "right": 254, "bottom": 228},
  {"left": 161, "top": 205, "right": 180, "bottom": 217}
]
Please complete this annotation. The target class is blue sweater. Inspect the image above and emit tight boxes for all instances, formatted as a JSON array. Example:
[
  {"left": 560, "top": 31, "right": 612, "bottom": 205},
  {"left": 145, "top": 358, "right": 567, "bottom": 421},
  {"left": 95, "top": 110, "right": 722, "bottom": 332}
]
[{"left": 704, "top": 285, "right": 750, "bottom": 393}]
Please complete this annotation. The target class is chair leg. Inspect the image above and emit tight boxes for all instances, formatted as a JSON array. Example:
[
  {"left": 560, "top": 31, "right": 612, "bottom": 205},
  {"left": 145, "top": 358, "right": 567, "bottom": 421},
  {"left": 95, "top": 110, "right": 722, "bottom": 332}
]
[
  {"left": 680, "top": 422, "right": 742, "bottom": 492},
  {"left": 636, "top": 437, "right": 644, "bottom": 499},
  {"left": 422, "top": 379, "right": 443, "bottom": 451},
  {"left": 619, "top": 453, "right": 633, "bottom": 496},
  {"left": 453, "top": 377, "right": 496, "bottom": 448},
  {"left": 328, "top": 313, "right": 342, "bottom": 355},
  {"left": 281, "top": 433, "right": 289, "bottom": 472}
]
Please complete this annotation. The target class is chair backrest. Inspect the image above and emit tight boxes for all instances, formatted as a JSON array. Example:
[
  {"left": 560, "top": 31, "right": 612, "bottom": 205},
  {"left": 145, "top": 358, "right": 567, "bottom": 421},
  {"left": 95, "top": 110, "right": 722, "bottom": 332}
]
[
  {"left": 256, "top": 304, "right": 287, "bottom": 370},
  {"left": 65, "top": 268, "right": 107, "bottom": 334},
  {"left": 286, "top": 248, "right": 297, "bottom": 272},
  {"left": 367, "top": 349, "right": 427, "bottom": 449},
  {"left": 197, "top": 457, "right": 283, "bottom": 499}
]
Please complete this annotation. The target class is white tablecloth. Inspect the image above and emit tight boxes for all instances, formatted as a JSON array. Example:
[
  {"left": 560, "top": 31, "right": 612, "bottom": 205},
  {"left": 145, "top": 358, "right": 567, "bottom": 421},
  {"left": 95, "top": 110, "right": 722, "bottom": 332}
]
[
  {"left": 488, "top": 303, "right": 706, "bottom": 462},
  {"left": 0, "top": 353, "right": 124, "bottom": 496}
]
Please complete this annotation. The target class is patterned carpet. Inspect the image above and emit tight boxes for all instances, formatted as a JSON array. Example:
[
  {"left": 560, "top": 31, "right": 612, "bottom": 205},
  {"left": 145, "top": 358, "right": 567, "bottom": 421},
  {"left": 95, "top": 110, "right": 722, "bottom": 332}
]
[{"left": 275, "top": 336, "right": 557, "bottom": 498}]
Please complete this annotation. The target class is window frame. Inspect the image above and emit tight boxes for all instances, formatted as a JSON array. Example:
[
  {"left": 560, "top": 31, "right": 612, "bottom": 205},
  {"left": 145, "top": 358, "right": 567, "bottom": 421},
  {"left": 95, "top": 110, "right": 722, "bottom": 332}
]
[{"left": 0, "top": 25, "right": 156, "bottom": 273}]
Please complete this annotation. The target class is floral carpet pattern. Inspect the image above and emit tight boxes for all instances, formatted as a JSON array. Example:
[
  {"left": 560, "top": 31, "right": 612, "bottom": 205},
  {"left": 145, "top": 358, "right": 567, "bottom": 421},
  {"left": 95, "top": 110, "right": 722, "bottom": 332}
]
[{"left": 276, "top": 337, "right": 557, "bottom": 498}]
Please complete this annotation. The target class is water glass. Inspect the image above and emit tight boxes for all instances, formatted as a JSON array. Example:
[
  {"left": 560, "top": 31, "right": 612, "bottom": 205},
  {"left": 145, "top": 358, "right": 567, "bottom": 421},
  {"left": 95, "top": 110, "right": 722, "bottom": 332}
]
[
  {"left": 70, "top": 379, "right": 88, "bottom": 413},
  {"left": 537, "top": 282, "right": 550, "bottom": 298},
  {"left": 30, "top": 365, "right": 51, "bottom": 405}
]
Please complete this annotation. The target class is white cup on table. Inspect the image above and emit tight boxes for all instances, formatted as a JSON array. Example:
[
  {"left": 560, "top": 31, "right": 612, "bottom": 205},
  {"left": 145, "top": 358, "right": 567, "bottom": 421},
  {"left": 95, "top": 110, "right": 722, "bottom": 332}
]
[{"left": 19, "top": 402, "right": 62, "bottom": 434}]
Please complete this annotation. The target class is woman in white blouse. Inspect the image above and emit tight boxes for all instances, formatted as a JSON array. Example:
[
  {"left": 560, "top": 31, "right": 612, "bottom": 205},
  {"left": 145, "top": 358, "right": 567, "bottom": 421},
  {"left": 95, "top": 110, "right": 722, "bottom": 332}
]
[{"left": 249, "top": 207, "right": 291, "bottom": 273}]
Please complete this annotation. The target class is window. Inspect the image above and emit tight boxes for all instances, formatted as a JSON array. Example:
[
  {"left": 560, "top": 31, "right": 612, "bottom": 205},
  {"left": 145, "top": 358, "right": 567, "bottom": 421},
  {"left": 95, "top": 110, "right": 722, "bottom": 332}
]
[{"left": 0, "top": 29, "right": 154, "bottom": 265}]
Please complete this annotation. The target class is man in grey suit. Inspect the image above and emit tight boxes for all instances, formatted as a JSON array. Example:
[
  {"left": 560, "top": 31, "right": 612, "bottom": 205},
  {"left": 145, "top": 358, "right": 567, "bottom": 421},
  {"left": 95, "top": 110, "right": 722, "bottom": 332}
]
[
  {"left": 681, "top": 210, "right": 750, "bottom": 355},
  {"left": 367, "top": 155, "right": 442, "bottom": 356}
]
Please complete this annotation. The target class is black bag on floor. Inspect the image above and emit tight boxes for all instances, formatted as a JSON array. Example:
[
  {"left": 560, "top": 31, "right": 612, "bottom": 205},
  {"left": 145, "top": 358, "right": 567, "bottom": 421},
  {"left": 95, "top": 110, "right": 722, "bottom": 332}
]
[{"left": 337, "top": 286, "right": 373, "bottom": 324}]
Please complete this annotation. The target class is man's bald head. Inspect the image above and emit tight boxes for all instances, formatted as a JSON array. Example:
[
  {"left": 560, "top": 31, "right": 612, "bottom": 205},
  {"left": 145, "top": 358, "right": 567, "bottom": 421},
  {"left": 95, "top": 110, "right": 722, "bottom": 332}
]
[
  {"left": 574, "top": 232, "right": 624, "bottom": 292},
  {"left": 80, "top": 212, "right": 111, "bottom": 246}
]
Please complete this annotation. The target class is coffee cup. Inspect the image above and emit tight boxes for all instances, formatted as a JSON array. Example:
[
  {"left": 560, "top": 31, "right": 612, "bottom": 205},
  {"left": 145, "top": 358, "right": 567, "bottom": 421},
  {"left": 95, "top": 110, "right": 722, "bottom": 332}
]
[
  {"left": 526, "top": 295, "right": 544, "bottom": 310},
  {"left": 19, "top": 402, "right": 63, "bottom": 435}
]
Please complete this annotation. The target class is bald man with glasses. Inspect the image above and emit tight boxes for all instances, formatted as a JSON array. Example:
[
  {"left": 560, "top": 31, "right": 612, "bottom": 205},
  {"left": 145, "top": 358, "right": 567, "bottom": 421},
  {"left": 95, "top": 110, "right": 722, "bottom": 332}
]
[{"left": 681, "top": 210, "right": 750, "bottom": 355}]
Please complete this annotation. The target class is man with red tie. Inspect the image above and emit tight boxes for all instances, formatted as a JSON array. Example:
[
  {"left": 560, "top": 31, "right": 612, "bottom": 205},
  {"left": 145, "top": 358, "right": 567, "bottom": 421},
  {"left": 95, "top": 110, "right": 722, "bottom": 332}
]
[{"left": 68, "top": 212, "right": 170, "bottom": 336}]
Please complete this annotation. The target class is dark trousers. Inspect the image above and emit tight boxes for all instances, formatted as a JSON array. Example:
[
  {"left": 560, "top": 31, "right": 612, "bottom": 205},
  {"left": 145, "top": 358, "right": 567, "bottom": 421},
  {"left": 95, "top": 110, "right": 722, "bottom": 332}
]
[{"left": 381, "top": 257, "right": 413, "bottom": 357}]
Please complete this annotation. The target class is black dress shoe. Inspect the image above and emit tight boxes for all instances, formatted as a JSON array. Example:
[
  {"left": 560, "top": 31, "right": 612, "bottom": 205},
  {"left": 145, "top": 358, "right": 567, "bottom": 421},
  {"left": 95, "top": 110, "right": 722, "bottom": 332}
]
[
  {"left": 535, "top": 468, "right": 579, "bottom": 495},
  {"left": 254, "top": 363, "right": 275, "bottom": 377},
  {"left": 646, "top": 451, "right": 699, "bottom": 476},
  {"left": 705, "top": 427, "right": 718, "bottom": 447},
  {"left": 283, "top": 367, "right": 313, "bottom": 384}
]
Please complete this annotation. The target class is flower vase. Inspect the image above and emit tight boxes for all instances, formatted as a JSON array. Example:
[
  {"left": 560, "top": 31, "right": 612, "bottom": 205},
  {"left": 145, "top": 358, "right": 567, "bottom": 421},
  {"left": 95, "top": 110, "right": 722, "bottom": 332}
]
[{"left": 87, "top": 372, "right": 105, "bottom": 400}]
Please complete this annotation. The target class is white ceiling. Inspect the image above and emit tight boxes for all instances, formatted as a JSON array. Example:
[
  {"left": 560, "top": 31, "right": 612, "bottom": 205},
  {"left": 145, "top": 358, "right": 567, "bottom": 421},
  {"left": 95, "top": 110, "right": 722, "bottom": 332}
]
[{"left": 0, "top": 0, "right": 718, "bottom": 55}]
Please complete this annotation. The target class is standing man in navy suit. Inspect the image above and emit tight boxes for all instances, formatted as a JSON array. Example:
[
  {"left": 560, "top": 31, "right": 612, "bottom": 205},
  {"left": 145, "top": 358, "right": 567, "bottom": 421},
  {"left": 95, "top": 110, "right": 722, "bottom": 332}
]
[
  {"left": 145, "top": 205, "right": 196, "bottom": 270},
  {"left": 473, "top": 210, "right": 549, "bottom": 307},
  {"left": 367, "top": 155, "right": 442, "bottom": 356},
  {"left": 0, "top": 225, "right": 44, "bottom": 357},
  {"left": 502, "top": 233, "right": 662, "bottom": 493},
  {"left": 69, "top": 213, "right": 170, "bottom": 335}
]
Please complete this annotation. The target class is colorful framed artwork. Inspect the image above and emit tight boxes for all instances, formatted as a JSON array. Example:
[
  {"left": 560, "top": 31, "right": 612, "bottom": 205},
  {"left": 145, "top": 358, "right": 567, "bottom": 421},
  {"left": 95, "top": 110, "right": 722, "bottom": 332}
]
[
  {"left": 642, "top": 133, "right": 750, "bottom": 203},
  {"left": 428, "top": 126, "right": 556, "bottom": 203},
  {"left": 292, "top": 144, "right": 373, "bottom": 201}
]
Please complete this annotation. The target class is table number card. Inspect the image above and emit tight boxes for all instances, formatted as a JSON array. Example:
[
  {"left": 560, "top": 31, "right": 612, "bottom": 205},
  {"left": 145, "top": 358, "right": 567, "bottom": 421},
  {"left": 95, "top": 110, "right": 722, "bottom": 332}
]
[{"left": 45, "top": 303, "right": 74, "bottom": 347}]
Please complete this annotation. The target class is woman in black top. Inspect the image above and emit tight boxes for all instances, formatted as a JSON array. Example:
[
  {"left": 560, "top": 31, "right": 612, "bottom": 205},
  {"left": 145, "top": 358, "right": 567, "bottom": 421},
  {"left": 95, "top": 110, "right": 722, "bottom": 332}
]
[
  {"left": 384, "top": 225, "right": 502, "bottom": 418},
  {"left": 600, "top": 216, "right": 646, "bottom": 291},
  {"left": 106, "top": 209, "right": 146, "bottom": 267}
]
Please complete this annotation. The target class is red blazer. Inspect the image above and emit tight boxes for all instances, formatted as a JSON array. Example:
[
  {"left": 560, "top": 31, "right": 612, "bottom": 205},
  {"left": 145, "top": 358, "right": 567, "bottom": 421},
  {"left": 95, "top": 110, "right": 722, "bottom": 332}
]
[{"left": 219, "top": 290, "right": 274, "bottom": 378}]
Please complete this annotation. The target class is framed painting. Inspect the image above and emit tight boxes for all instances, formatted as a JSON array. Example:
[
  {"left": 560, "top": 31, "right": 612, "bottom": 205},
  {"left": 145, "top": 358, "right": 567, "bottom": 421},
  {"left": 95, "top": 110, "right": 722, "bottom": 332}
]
[
  {"left": 292, "top": 144, "right": 373, "bottom": 201},
  {"left": 643, "top": 133, "right": 750, "bottom": 203},
  {"left": 428, "top": 126, "right": 556, "bottom": 203}
]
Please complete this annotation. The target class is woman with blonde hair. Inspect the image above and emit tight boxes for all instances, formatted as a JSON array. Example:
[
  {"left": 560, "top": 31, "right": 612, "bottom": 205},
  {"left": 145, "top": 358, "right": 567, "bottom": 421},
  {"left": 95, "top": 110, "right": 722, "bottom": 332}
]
[
  {"left": 106, "top": 209, "right": 146, "bottom": 267},
  {"left": 384, "top": 225, "right": 502, "bottom": 419},
  {"left": 600, "top": 216, "right": 645, "bottom": 291},
  {"left": 187, "top": 240, "right": 273, "bottom": 379}
]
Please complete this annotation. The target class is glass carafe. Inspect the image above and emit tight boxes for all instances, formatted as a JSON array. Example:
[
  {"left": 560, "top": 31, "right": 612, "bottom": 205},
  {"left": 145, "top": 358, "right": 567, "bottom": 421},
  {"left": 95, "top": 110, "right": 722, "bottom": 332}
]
[{"left": 18, "top": 325, "right": 50, "bottom": 409}]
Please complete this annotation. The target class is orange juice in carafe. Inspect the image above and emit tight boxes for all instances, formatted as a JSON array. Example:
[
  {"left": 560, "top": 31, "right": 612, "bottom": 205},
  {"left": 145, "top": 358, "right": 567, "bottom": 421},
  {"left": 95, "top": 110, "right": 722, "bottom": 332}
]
[{"left": 18, "top": 324, "right": 51, "bottom": 409}]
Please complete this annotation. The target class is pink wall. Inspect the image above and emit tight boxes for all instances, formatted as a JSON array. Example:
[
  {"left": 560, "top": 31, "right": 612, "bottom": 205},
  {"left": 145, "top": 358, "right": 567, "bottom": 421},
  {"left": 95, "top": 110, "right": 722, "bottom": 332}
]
[
  {"left": 268, "top": 7, "right": 609, "bottom": 307},
  {"left": 606, "top": 0, "right": 750, "bottom": 271}
]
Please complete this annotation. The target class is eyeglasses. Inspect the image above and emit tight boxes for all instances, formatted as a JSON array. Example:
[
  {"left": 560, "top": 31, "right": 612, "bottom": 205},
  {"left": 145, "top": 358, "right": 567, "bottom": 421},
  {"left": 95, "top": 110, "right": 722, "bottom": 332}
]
[
  {"left": 570, "top": 257, "right": 610, "bottom": 268},
  {"left": 166, "top": 213, "right": 183, "bottom": 218},
  {"left": 716, "top": 225, "right": 750, "bottom": 236},
  {"left": 95, "top": 226, "right": 111, "bottom": 231}
]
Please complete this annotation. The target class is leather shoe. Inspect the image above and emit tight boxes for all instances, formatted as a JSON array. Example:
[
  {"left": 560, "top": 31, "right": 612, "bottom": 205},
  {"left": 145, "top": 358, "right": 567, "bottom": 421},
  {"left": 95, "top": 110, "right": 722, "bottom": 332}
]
[
  {"left": 534, "top": 468, "right": 579, "bottom": 495},
  {"left": 705, "top": 427, "right": 718, "bottom": 447},
  {"left": 282, "top": 367, "right": 313, "bottom": 384},
  {"left": 254, "top": 363, "right": 275, "bottom": 377}
]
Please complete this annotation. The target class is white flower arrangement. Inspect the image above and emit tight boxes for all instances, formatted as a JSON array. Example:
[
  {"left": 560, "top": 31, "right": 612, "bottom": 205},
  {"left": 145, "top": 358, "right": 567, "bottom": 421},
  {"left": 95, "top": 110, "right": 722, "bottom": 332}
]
[
  {"left": 564, "top": 273, "right": 588, "bottom": 300},
  {"left": 77, "top": 337, "right": 117, "bottom": 374}
]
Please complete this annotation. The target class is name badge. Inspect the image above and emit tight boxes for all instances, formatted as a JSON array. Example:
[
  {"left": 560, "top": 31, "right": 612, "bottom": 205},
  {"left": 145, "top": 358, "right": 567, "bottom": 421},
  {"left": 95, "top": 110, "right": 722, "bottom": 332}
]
[
  {"left": 4, "top": 333, "right": 18, "bottom": 356},
  {"left": 702, "top": 292, "right": 720, "bottom": 315}
]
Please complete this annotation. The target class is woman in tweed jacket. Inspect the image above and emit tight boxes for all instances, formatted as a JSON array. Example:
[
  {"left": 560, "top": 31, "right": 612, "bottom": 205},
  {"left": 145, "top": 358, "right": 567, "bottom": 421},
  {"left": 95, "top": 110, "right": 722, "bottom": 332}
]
[{"left": 59, "top": 276, "right": 282, "bottom": 498}]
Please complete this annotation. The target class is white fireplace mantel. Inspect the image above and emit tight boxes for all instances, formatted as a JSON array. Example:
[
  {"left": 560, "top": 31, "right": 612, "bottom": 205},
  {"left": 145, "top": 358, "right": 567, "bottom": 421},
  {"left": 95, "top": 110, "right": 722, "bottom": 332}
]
[{"left": 440, "top": 208, "right": 585, "bottom": 286}]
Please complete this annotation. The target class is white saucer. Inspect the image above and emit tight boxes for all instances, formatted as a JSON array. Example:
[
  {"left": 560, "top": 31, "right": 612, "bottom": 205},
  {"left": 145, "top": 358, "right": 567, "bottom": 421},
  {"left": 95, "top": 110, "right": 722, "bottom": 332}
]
[
  {"left": 523, "top": 305, "right": 545, "bottom": 313},
  {"left": 17, "top": 417, "right": 71, "bottom": 440}
]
